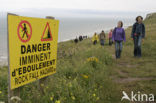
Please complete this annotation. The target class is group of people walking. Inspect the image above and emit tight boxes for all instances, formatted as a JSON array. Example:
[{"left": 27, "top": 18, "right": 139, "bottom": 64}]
[
  {"left": 92, "top": 16, "right": 145, "bottom": 59},
  {"left": 92, "top": 29, "right": 114, "bottom": 46},
  {"left": 74, "top": 35, "right": 88, "bottom": 43}
]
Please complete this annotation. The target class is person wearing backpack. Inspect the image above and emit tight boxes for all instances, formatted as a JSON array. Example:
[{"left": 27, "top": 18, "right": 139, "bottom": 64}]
[
  {"left": 112, "top": 21, "right": 126, "bottom": 59},
  {"left": 99, "top": 30, "right": 106, "bottom": 46},
  {"left": 131, "top": 16, "right": 145, "bottom": 58}
]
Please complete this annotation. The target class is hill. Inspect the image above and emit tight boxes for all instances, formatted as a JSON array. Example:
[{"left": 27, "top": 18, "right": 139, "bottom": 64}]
[{"left": 0, "top": 13, "right": 156, "bottom": 103}]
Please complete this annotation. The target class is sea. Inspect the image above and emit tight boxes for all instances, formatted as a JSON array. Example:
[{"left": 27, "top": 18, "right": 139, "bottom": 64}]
[{"left": 0, "top": 16, "right": 135, "bottom": 65}]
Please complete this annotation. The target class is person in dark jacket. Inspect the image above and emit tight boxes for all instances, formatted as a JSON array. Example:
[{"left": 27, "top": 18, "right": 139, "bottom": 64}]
[
  {"left": 74, "top": 36, "right": 78, "bottom": 43},
  {"left": 79, "top": 35, "right": 83, "bottom": 41},
  {"left": 99, "top": 30, "right": 106, "bottom": 46},
  {"left": 112, "top": 21, "right": 126, "bottom": 59},
  {"left": 131, "top": 16, "right": 145, "bottom": 57}
]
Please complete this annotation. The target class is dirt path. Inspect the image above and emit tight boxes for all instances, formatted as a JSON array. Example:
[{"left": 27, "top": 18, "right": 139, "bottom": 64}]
[
  {"left": 111, "top": 61, "right": 155, "bottom": 83},
  {"left": 114, "top": 77, "right": 155, "bottom": 83}
]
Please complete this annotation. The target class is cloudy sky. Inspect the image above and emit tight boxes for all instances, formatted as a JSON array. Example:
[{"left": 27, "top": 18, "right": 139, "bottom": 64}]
[
  {"left": 1, "top": 0, "right": 156, "bottom": 11},
  {"left": 0, "top": 0, "right": 156, "bottom": 18}
]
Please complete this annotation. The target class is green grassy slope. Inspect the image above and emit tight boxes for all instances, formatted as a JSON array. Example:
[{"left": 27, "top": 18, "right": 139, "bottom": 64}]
[
  {"left": 104, "top": 13, "right": 156, "bottom": 102},
  {"left": 0, "top": 13, "right": 156, "bottom": 103}
]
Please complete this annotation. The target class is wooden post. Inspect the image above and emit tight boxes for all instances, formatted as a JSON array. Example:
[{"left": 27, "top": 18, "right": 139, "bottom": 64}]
[
  {"left": 38, "top": 16, "right": 55, "bottom": 95},
  {"left": 7, "top": 13, "right": 21, "bottom": 103}
]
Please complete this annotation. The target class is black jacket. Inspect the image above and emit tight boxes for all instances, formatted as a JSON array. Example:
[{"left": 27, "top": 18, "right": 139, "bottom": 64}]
[{"left": 131, "top": 22, "right": 145, "bottom": 38}]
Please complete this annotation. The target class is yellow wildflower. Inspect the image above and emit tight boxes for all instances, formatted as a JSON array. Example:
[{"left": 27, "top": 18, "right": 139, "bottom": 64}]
[
  {"left": 95, "top": 58, "right": 98, "bottom": 62},
  {"left": 71, "top": 96, "right": 75, "bottom": 100},
  {"left": 55, "top": 100, "right": 61, "bottom": 103},
  {"left": 81, "top": 74, "right": 89, "bottom": 79},
  {"left": 93, "top": 93, "right": 96, "bottom": 97},
  {"left": 50, "top": 96, "right": 54, "bottom": 101},
  {"left": 87, "top": 57, "right": 99, "bottom": 63},
  {"left": 74, "top": 77, "right": 77, "bottom": 81},
  {"left": 94, "top": 89, "right": 97, "bottom": 91},
  {"left": 0, "top": 91, "right": 2, "bottom": 94},
  {"left": 96, "top": 97, "right": 100, "bottom": 100}
]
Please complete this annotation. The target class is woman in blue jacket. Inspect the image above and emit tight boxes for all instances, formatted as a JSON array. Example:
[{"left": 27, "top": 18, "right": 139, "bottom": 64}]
[{"left": 131, "top": 16, "right": 145, "bottom": 57}]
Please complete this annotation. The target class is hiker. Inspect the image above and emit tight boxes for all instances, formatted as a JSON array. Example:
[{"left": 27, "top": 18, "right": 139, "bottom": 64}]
[
  {"left": 108, "top": 29, "right": 113, "bottom": 46},
  {"left": 83, "top": 35, "right": 87, "bottom": 39},
  {"left": 74, "top": 36, "right": 78, "bottom": 43},
  {"left": 92, "top": 32, "right": 99, "bottom": 45},
  {"left": 131, "top": 16, "right": 145, "bottom": 58},
  {"left": 112, "top": 21, "right": 126, "bottom": 59},
  {"left": 79, "top": 35, "right": 83, "bottom": 41},
  {"left": 99, "top": 30, "right": 106, "bottom": 46}
]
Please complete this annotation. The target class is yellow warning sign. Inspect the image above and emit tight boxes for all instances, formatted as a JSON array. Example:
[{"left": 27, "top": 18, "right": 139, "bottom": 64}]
[{"left": 7, "top": 14, "right": 59, "bottom": 90}]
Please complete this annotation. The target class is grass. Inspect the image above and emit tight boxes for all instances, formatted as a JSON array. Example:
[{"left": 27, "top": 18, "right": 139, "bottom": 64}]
[
  {"left": 0, "top": 13, "right": 156, "bottom": 103},
  {"left": 104, "top": 13, "right": 156, "bottom": 102}
]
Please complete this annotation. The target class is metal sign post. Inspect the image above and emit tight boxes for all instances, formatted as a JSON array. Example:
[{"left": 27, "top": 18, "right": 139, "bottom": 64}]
[{"left": 7, "top": 13, "right": 19, "bottom": 103}]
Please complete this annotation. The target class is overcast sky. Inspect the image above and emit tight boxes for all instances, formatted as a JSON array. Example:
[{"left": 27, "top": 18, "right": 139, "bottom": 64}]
[
  {"left": 0, "top": 0, "right": 156, "bottom": 18},
  {"left": 1, "top": 0, "right": 156, "bottom": 11}
]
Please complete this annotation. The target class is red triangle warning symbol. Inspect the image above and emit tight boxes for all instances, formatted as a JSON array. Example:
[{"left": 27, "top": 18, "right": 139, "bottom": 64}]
[{"left": 41, "top": 22, "right": 53, "bottom": 41}]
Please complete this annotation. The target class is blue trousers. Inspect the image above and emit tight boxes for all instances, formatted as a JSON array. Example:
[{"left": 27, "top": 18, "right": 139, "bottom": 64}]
[
  {"left": 100, "top": 39, "right": 104, "bottom": 46},
  {"left": 115, "top": 41, "right": 123, "bottom": 58},
  {"left": 134, "top": 35, "right": 142, "bottom": 57}
]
